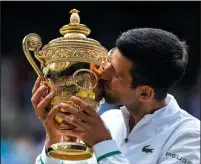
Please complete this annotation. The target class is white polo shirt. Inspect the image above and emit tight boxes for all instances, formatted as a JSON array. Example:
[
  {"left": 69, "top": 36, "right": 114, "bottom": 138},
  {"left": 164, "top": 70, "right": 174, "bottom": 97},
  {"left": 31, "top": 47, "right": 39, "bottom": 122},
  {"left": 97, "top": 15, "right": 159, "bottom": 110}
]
[{"left": 36, "top": 94, "right": 200, "bottom": 164}]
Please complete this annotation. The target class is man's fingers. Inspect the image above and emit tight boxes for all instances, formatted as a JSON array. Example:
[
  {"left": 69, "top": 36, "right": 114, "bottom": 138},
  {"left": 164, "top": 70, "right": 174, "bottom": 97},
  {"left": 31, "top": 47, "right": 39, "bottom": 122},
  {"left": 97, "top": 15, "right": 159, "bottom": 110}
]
[
  {"left": 37, "top": 91, "right": 54, "bottom": 110},
  {"left": 32, "top": 77, "right": 41, "bottom": 95},
  {"left": 71, "top": 96, "right": 96, "bottom": 115},
  {"left": 46, "top": 104, "right": 62, "bottom": 120},
  {"left": 59, "top": 103, "right": 88, "bottom": 121},
  {"left": 31, "top": 85, "right": 48, "bottom": 106},
  {"left": 36, "top": 91, "right": 54, "bottom": 120},
  {"left": 57, "top": 112, "right": 86, "bottom": 131}
]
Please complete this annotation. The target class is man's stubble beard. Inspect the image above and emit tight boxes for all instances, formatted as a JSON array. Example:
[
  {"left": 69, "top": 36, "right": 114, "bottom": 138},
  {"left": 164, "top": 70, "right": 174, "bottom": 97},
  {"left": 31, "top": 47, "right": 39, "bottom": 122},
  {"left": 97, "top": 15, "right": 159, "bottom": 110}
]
[
  {"left": 95, "top": 79, "right": 106, "bottom": 102},
  {"left": 95, "top": 79, "right": 120, "bottom": 104},
  {"left": 103, "top": 90, "right": 120, "bottom": 104},
  {"left": 95, "top": 84, "right": 114, "bottom": 104}
]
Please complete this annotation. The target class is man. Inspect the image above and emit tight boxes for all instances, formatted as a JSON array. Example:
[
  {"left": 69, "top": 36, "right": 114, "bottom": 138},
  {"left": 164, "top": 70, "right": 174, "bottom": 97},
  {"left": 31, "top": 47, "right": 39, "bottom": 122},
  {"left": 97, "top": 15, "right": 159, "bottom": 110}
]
[{"left": 33, "top": 28, "right": 200, "bottom": 164}]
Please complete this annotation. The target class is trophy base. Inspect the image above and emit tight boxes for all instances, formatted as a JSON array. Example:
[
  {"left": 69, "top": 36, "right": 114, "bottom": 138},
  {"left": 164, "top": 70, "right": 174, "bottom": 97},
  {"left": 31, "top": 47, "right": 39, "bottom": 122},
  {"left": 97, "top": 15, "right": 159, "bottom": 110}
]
[{"left": 47, "top": 142, "right": 93, "bottom": 161}]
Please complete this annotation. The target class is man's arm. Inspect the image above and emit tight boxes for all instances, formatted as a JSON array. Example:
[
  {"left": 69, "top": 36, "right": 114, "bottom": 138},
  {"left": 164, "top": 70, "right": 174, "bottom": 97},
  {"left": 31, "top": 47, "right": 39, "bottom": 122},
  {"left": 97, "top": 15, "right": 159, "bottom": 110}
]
[
  {"left": 158, "top": 131, "right": 200, "bottom": 164},
  {"left": 93, "top": 140, "right": 130, "bottom": 164}
]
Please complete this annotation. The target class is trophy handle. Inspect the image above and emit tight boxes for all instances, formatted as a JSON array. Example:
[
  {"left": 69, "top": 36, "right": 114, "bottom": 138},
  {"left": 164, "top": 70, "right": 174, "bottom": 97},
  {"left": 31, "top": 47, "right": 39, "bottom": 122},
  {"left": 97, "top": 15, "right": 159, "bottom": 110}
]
[{"left": 22, "top": 33, "right": 45, "bottom": 80}]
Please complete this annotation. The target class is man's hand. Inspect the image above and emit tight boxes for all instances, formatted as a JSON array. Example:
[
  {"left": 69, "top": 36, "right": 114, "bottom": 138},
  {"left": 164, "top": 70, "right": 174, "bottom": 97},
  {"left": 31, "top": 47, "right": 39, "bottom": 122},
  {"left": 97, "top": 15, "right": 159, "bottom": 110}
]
[
  {"left": 57, "top": 96, "right": 112, "bottom": 148},
  {"left": 31, "top": 77, "right": 62, "bottom": 150}
]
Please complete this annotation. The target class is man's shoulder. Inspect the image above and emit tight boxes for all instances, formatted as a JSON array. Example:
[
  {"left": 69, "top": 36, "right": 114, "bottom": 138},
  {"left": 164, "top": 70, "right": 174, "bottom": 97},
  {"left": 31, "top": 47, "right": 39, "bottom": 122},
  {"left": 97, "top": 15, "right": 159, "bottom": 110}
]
[
  {"left": 177, "top": 108, "right": 200, "bottom": 133},
  {"left": 164, "top": 109, "right": 200, "bottom": 147}
]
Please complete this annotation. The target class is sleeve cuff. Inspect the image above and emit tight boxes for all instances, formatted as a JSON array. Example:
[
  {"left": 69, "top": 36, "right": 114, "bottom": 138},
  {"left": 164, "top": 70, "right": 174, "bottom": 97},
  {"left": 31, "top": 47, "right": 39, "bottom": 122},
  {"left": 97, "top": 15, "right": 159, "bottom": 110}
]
[
  {"left": 92, "top": 140, "right": 121, "bottom": 162},
  {"left": 40, "top": 143, "right": 62, "bottom": 164}
]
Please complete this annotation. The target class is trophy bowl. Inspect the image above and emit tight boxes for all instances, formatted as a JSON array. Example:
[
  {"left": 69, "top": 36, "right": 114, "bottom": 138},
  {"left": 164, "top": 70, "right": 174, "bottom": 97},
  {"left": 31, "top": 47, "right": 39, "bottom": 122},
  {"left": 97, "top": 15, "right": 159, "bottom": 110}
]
[{"left": 22, "top": 9, "right": 108, "bottom": 160}]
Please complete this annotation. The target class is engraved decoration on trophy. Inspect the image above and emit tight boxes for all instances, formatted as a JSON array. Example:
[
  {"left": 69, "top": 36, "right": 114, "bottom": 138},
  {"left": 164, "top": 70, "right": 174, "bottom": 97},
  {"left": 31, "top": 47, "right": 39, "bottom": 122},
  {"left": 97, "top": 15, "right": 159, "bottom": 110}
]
[{"left": 22, "top": 9, "right": 108, "bottom": 160}]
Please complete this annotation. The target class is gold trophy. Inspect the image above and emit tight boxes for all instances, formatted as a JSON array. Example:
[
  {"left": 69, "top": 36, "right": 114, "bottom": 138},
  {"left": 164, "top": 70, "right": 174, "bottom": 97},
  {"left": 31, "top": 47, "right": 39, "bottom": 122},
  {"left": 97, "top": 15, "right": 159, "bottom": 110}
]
[{"left": 22, "top": 9, "right": 108, "bottom": 160}]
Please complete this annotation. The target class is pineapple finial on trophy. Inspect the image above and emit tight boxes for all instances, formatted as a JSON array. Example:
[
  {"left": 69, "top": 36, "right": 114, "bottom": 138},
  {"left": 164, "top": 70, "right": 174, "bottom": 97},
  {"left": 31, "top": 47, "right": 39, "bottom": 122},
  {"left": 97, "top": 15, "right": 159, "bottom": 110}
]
[
  {"left": 70, "top": 9, "right": 80, "bottom": 24},
  {"left": 59, "top": 8, "right": 91, "bottom": 37}
]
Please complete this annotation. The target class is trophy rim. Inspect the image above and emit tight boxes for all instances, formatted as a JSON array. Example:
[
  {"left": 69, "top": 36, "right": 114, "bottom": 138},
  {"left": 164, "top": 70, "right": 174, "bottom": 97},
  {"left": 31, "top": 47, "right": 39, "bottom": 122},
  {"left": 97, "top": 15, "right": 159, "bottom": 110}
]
[{"left": 47, "top": 142, "right": 93, "bottom": 161}]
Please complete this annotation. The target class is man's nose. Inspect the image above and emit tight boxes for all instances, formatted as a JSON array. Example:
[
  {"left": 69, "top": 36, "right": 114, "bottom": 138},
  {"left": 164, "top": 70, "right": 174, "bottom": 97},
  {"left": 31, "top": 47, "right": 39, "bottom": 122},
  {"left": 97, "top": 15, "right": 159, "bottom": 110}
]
[{"left": 100, "top": 63, "right": 112, "bottom": 81}]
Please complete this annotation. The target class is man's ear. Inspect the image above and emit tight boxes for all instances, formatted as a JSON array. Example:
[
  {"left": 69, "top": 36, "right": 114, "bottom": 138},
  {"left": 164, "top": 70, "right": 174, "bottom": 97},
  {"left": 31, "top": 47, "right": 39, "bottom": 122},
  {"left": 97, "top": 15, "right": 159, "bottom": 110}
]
[{"left": 136, "top": 86, "right": 154, "bottom": 101}]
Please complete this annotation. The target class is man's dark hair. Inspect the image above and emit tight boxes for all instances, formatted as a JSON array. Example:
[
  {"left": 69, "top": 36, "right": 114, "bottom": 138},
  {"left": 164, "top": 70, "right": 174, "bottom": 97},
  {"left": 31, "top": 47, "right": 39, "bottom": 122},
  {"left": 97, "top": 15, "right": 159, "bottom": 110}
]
[{"left": 116, "top": 28, "right": 188, "bottom": 100}]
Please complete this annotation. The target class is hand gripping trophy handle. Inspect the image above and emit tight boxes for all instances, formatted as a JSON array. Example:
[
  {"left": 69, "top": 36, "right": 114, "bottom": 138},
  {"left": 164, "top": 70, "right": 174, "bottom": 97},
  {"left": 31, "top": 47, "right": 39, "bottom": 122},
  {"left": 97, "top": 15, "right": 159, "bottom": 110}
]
[{"left": 22, "top": 33, "right": 45, "bottom": 80}]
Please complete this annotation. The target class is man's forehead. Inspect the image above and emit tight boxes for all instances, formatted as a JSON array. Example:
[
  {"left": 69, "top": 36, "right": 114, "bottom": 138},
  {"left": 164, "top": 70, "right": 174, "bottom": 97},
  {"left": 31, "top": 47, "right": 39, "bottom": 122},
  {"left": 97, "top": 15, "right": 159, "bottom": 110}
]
[
  {"left": 108, "top": 48, "right": 129, "bottom": 62},
  {"left": 108, "top": 48, "right": 133, "bottom": 71},
  {"left": 108, "top": 47, "right": 121, "bottom": 60},
  {"left": 108, "top": 47, "right": 118, "bottom": 56}
]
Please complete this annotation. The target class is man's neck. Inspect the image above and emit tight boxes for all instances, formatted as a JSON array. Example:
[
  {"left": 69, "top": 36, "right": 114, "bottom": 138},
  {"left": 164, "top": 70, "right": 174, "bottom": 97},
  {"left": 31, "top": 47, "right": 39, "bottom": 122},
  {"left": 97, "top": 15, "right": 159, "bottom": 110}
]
[{"left": 127, "top": 99, "right": 167, "bottom": 130}]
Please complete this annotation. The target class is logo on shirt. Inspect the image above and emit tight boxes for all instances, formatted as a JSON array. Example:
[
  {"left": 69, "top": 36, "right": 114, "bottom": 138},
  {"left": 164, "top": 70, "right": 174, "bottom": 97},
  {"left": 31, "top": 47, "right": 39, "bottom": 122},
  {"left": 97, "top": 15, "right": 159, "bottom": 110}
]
[
  {"left": 142, "top": 145, "right": 154, "bottom": 153},
  {"left": 166, "top": 152, "right": 192, "bottom": 164}
]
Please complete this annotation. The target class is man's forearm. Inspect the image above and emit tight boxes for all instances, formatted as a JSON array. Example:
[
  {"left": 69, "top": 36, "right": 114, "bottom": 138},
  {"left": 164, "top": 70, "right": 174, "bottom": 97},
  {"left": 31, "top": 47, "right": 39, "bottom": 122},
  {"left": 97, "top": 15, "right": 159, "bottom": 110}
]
[{"left": 93, "top": 140, "right": 130, "bottom": 164}]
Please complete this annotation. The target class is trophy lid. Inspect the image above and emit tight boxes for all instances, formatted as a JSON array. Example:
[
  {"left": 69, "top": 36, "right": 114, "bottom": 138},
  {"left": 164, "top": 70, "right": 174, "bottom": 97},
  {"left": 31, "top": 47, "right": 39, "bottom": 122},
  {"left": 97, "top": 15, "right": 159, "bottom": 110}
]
[{"left": 37, "top": 9, "right": 108, "bottom": 69}]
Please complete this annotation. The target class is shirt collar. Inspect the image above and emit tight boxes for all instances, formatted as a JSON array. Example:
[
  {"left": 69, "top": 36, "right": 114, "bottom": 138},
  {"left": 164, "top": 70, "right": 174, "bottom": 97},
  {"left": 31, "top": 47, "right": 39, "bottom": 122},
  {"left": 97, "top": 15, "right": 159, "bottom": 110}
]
[{"left": 120, "top": 94, "right": 181, "bottom": 124}]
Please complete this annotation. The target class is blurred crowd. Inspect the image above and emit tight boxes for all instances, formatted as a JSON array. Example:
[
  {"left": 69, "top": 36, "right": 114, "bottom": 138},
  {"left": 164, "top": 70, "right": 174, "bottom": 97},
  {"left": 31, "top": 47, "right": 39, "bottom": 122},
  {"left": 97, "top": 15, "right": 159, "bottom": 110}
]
[{"left": 1, "top": 54, "right": 200, "bottom": 163}]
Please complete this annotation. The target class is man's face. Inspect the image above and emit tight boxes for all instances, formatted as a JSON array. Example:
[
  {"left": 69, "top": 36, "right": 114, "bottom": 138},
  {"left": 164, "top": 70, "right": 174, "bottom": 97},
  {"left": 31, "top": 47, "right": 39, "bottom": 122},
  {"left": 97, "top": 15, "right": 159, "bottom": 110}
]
[{"left": 98, "top": 48, "right": 136, "bottom": 105}]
